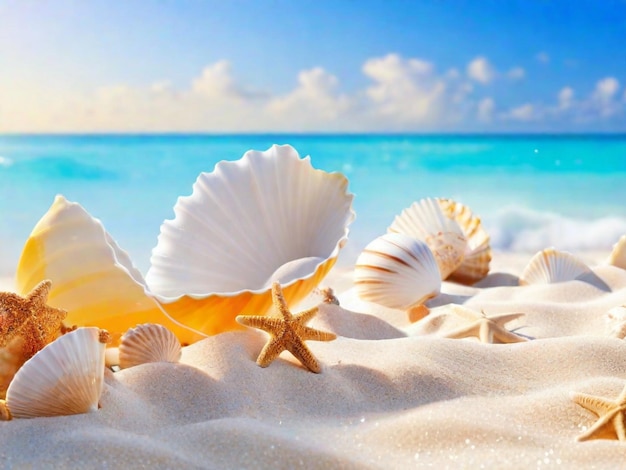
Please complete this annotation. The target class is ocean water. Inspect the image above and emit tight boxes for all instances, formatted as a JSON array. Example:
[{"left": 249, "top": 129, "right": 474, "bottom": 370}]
[{"left": 1, "top": 134, "right": 625, "bottom": 277}]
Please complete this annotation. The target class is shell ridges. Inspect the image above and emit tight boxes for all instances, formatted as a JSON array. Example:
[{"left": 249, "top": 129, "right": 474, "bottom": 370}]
[{"left": 119, "top": 323, "right": 182, "bottom": 369}]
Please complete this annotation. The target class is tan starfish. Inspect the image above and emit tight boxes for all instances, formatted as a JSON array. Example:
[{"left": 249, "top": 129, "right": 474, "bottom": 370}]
[
  {"left": 442, "top": 306, "right": 527, "bottom": 344},
  {"left": 572, "top": 383, "right": 626, "bottom": 441},
  {"left": 236, "top": 282, "right": 336, "bottom": 373},
  {"left": 0, "top": 280, "right": 67, "bottom": 359}
]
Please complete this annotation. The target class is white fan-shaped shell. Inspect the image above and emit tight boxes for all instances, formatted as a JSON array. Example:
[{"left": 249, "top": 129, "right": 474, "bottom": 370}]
[
  {"left": 354, "top": 232, "right": 442, "bottom": 311},
  {"left": 118, "top": 323, "right": 182, "bottom": 369},
  {"left": 608, "top": 235, "right": 626, "bottom": 270},
  {"left": 519, "top": 248, "right": 593, "bottom": 285},
  {"left": 145, "top": 144, "right": 354, "bottom": 335},
  {"left": 388, "top": 198, "right": 467, "bottom": 279},
  {"left": 6, "top": 327, "right": 107, "bottom": 418},
  {"left": 437, "top": 198, "right": 492, "bottom": 284},
  {"left": 605, "top": 305, "right": 626, "bottom": 339}
]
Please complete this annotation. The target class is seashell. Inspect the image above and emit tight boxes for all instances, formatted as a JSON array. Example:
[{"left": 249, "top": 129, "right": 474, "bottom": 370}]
[
  {"left": 605, "top": 305, "right": 626, "bottom": 339},
  {"left": 146, "top": 144, "right": 354, "bottom": 336},
  {"left": 608, "top": 235, "right": 626, "bottom": 270},
  {"left": 437, "top": 198, "right": 492, "bottom": 284},
  {"left": 5, "top": 327, "right": 109, "bottom": 418},
  {"left": 388, "top": 198, "right": 467, "bottom": 279},
  {"left": 354, "top": 232, "right": 441, "bottom": 320},
  {"left": 15, "top": 196, "right": 205, "bottom": 346},
  {"left": 519, "top": 248, "right": 593, "bottom": 285},
  {"left": 118, "top": 323, "right": 182, "bottom": 369}
]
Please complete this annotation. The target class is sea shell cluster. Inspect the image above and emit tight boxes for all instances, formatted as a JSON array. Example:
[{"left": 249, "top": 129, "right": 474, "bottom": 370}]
[{"left": 354, "top": 197, "right": 492, "bottom": 318}]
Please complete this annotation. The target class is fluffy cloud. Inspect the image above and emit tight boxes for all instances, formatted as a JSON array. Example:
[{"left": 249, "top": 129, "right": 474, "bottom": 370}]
[
  {"left": 507, "top": 103, "right": 536, "bottom": 121},
  {"left": 477, "top": 97, "right": 495, "bottom": 122},
  {"left": 507, "top": 67, "right": 525, "bottom": 80},
  {"left": 536, "top": 52, "right": 550, "bottom": 64},
  {"left": 467, "top": 57, "right": 495, "bottom": 84},
  {"left": 558, "top": 87, "right": 574, "bottom": 109}
]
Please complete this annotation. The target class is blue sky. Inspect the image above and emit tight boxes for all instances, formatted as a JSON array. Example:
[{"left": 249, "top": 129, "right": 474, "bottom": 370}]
[{"left": 1, "top": 0, "right": 625, "bottom": 132}]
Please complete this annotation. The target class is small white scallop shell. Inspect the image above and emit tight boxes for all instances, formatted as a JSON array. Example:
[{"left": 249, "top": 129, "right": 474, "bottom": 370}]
[
  {"left": 437, "top": 198, "right": 492, "bottom": 284},
  {"left": 354, "top": 232, "right": 441, "bottom": 315},
  {"left": 608, "top": 235, "right": 626, "bottom": 270},
  {"left": 118, "top": 323, "right": 182, "bottom": 369},
  {"left": 605, "top": 305, "right": 626, "bottom": 339},
  {"left": 388, "top": 198, "right": 467, "bottom": 279},
  {"left": 519, "top": 248, "right": 593, "bottom": 285},
  {"left": 5, "top": 327, "right": 108, "bottom": 418}
]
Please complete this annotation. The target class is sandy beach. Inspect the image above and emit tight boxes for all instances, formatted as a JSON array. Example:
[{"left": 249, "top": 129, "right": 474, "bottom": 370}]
[{"left": 1, "top": 249, "right": 626, "bottom": 468}]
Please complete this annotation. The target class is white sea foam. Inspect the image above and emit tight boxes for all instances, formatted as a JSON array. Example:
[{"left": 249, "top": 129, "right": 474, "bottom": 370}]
[
  {"left": 0, "top": 156, "right": 12, "bottom": 167},
  {"left": 486, "top": 205, "right": 626, "bottom": 252}
]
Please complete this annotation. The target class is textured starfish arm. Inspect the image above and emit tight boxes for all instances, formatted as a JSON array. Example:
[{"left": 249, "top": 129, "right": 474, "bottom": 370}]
[
  {"left": 256, "top": 338, "right": 286, "bottom": 368},
  {"left": 490, "top": 312, "right": 526, "bottom": 324},
  {"left": 299, "top": 325, "right": 337, "bottom": 342},
  {"left": 572, "top": 393, "right": 612, "bottom": 416},
  {"left": 27, "top": 280, "right": 53, "bottom": 307},
  {"left": 236, "top": 315, "right": 283, "bottom": 335},
  {"left": 441, "top": 324, "right": 479, "bottom": 340},
  {"left": 576, "top": 411, "right": 617, "bottom": 441},
  {"left": 491, "top": 327, "right": 528, "bottom": 344},
  {"left": 614, "top": 414, "right": 626, "bottom": 441},
  {"left": 285, "top": 340, "right": 321, "bottom": 373},
  {"left": 294, "top": 307, "right": 320, "bottom": 324}
]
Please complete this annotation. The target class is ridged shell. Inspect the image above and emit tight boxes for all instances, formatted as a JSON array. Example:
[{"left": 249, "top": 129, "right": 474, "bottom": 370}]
[
  {"left": 388, "top": 198, "right": 467, "bottom": 279},
  {"left": 5, "top": 327, "right": 108, "bottom": 418},
  {"left": 118, "top": 323, "right": 182, "bottom": 369},
  {"left": 605, "top": 306, "right": 626, "bottom": 339},
  {"left": 519, "top": 248, "right": 593, "bottom": 285},
  {"left": 608, "top": 235, "right": 626, "bottom": 270},
  {"left": 437, "top": 198, "right": 492, "bottom": 284},
  {"left": 15, "top": 196, "right": 205, "bottom": 346},
  {"left": 146, "top": 144, "right": 355, "bottom": 335},
  {"left": 354, "top": 232, "right": 441, "bottom": 312}
]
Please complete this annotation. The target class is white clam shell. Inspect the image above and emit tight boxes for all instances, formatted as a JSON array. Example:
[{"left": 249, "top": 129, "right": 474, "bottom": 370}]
[
  {"left": 437, "top": 198, "right": 492, "bottom": 284},
  {"left": 608, "top": 235, "right": 626, "bottom": 270},
  {"left": 15, "top": 195, "right": 204, "bottom": 346},
  {"left": 388, "top": 198, "right": 467, "bottom": 279},
  {"left": 119, "top": 323, "right": 182, "bottom": 369},
  {"left": 354, "top": 232, "right": 441, "bottom": 312},
  {"left": 519, "top": 248, "right": 593, "bottom": 285},
  {"left": 605, "top": 306, "right": 626, "bottom": 339},
  {"left": 146, "top": 144, "right": 354, "bottom": 335},
  {"left": 6, "top": 327, "right": 107, "bottom": 418}
]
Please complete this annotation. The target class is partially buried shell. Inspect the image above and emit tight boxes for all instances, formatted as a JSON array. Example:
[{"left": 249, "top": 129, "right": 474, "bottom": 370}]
[
  {"left": 5, "top": 327, "right": 109, "bottom": 419},
  {"left": 519, "top": 248, "right": 593, "bottom": 285},
  {"left": 388, "top": 198, "right": 467, "bottom": 280},
  {"left": 608, "top": 235, "right": 626, "bottom": 270},
  {"left": 354, "top": 232, "right": 441, "bottom": 320},
  {"left": 118, "top": 323, "right": 182, "bottom": 369},
  {"left": 437, "top": 198, "right": 492, "bottom": 284},
  {"left": 145, "top": 144, "right": 355, "bottom": 336},
  {"left": 15, "top": 195, "right": 205, "bottom": 346}
]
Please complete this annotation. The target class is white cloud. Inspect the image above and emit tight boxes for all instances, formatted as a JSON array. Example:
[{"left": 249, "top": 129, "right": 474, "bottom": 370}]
[
  {"left": 507, "top": 103, "right": 536, "bottom": 121},
  {"left": 467, "top": 56, "right": 495, "bottom": 84},
  {"left": 558, "top": 86, "right": 574, "bottom": 109},
  {"left": 477, "top": 97, "right": 495, "bottom": 122},
  {"left": 536, "top": 52, "right": 550, "bottom": 64},
  {"left": 507, "top": 67, "right": 525, "bottom": 80},
  {"left": 591, "top": 77, "right": 620, "bottom": 117}
]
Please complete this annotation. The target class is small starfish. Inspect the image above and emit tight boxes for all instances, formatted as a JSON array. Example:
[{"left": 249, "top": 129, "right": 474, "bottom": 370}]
[
  {"left": 236, "top": 282, "right": 336, "bottom": 373},
  {"left": 442, "top": 306, "right": 527, "bottom": 344},
  {"left": 572, "top": 383, "right": 626, "bottom": 441},
  {"left": 0, "top": 280, "right": 67, "bottom": 359}
]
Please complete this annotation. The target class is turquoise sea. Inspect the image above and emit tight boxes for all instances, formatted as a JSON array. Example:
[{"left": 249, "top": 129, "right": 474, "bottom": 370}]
[{"left": 1, "top": 134, "right": 625, "bottom": 277}]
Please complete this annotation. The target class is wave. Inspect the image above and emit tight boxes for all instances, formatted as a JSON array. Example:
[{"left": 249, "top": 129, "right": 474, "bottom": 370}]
[{"left": 485, "top": 206, "right": 626, "bottom": 252}]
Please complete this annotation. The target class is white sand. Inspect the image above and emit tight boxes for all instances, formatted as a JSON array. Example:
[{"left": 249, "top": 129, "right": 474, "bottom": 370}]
[{"left": 2, "top": 250, "right": 626, "bottom": 468}]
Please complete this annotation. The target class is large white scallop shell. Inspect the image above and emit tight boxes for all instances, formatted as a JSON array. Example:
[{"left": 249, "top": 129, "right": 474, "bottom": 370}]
[
  {"left": 388, "top": 198, "right": 467, "bottom": 279},
  {"left": 5, "top": 327, "right": 108, "bottom": 418},
  {"left": 354, "top": 232, "right": 441, "bottom": 315},
  {"left": 437, "top": 198, "right": 492, "bottom": 284},
  {"left": 146, "top": 144, "right": 354, "bottom": 335},
  {"left": 519, "top": 248, "right": 593, "bottom": 285},
  {"left": 15, "top": 196, "right": 204, "bottom": 346},
  {"left": 608, "top": 235, "right": 626, "bottom": 270},
  {"left": 118, "top": 323, "right": 182, "bottom": 369}
]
